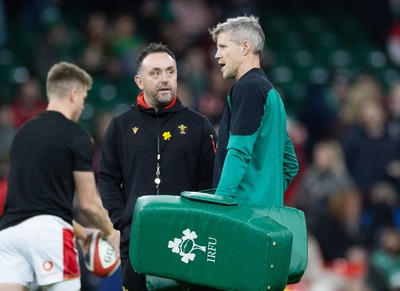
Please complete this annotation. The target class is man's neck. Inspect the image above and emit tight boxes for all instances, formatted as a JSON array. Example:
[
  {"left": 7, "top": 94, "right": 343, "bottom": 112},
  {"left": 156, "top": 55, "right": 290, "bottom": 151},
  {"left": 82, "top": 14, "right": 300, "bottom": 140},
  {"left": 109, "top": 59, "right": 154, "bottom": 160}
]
[
  {"left": 236, "top": 56, "right": 260, "bottom": 81},
  {"left": 47, "top": 101, "right": 72, "bottom": 120}
]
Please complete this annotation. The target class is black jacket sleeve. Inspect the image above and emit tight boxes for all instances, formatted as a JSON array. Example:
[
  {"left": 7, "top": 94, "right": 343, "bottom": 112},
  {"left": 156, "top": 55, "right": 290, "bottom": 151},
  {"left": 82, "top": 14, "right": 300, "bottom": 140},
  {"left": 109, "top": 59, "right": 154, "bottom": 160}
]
[{"left": 198, "top": 117, "right": 217, "bottom": 190}]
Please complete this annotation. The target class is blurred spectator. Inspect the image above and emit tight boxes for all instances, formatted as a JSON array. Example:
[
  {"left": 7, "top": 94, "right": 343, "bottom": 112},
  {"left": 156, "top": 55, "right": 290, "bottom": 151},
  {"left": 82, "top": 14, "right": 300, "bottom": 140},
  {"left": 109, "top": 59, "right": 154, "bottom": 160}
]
[
  {"left": 294, "top": 232, "right": 370, "bottom": 291},
  {"left": 387, "top": 0, "right": 400, "bottom": 66},
  {"left": 169, "top": 0, "right": 217, "bottom": 45},
  {"left": 284, "top": 117, "right": 309, "bottom": 206},
  {"left": 339, "top": 74, "right": 384, "bottom": 130},
  {"left": 340, "top": 95, "right": 400, "bottom": 202},
  {"left": 312, "top": 188, "right": 369, "bottom": 265},
  {"left": 78, "top": 11, "right": 112, "bottom": 77},
  {"left": 300, "top": 71, "right": 350, "bottom": 162},
  {"left": 110, "top": 13, "right": 144, "bottom": 76},
  {"left": 365, "top": 181, "right": 398, "bottom": 248},
  {"left": 305, "top": 189, "right": 371, "bottom": 291},
  {"left": 32, "top": 20, "right": 80, "bottom": 79},
  {"left": 11, "top": 77, "right": 47, "bottom": 128},
  {"left": 293, "top": 139, "right": 355, "bottom": 228},
  {"left": 387, "top": 83, "right": 400, "bottom": 141},
  {"left": 180, "top": 45, "right": 209, "bottom": 101},
  {"left": 301, "top": 233, "right": 342, "bottom": 290},
  {"left": 367, "top": 227, "right": 400, "bottom": 291},
  {"left": 135, "top": 0, "right": 165, "bottom": 41},
  {"left": 158, "top": 21, "right": 187, "bottom": 58},
  {"left": 387, "top": 21, "right": 400, "bottom": 67},
  {"left": 197, "top": 67, "right": 230, "bottom": 129},
  {"left": 176, "top": 79, "right": 195, "bottom": 108}
]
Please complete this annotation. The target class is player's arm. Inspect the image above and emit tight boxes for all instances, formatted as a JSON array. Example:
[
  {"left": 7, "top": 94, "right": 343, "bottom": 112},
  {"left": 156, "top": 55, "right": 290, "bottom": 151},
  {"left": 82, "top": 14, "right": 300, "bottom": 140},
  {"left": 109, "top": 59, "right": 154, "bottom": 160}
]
[
  {"left": 283, "top": 133, "right": 299, "bottom": 191},
  {"left": 74, "top": 170, "right": 120, "bottom": 257},
  {"left": 214, "top": 133, "right": 256, "bottom": 197}
]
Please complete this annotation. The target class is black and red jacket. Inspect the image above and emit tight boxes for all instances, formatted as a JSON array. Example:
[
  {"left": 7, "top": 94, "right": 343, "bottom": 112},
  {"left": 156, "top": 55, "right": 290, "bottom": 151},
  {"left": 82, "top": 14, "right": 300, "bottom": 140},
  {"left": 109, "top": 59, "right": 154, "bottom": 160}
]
[{"left": 98, "top": 94, "right": 216, "bottom": 259}]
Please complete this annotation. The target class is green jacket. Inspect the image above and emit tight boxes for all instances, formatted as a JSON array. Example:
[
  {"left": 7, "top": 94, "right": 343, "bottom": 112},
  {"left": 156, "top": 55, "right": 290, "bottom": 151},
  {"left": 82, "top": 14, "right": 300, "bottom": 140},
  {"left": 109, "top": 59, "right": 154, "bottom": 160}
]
[{"left": 213, "top": 68, "right": 298, "bottom": 205}]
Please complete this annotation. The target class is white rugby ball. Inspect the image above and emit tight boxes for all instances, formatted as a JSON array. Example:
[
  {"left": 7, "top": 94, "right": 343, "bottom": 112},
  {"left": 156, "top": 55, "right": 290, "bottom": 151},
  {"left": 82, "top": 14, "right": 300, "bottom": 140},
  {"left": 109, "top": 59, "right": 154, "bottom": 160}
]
[{"left": 84, "top": 230, "right": 120, "bottom": 277}]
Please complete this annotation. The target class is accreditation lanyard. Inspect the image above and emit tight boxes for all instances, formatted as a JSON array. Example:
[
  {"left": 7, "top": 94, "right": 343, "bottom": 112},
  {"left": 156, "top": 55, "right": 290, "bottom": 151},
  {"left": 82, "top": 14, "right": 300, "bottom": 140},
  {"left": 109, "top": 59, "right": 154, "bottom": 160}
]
[{"left": 138, "top": 108, "right": 178, "bottom": 194}]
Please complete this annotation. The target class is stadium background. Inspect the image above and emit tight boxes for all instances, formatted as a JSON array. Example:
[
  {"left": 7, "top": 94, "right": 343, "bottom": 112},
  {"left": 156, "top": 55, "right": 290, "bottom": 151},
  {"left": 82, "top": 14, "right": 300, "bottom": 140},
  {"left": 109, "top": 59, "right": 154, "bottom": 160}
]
[{"left": 1, "top": 0, "right": 400, "bottom": 290}]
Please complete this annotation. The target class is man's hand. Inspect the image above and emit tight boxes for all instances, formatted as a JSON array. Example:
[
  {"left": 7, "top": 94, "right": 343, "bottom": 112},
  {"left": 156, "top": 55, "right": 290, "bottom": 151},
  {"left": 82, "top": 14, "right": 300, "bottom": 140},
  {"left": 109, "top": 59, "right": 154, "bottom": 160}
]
[{"left": 105, "top": 229, "right": 121, "bottom": 258}]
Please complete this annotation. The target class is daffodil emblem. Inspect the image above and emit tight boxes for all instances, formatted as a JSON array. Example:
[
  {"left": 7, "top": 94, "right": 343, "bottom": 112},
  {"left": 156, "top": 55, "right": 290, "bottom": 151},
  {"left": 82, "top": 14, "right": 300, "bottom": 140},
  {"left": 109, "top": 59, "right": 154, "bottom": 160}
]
[
  {"left": 162, "top": 131, "right": 172, "bottom": 140},
  {"left": 168, "top": 228, "right": 206, "bottom": 263}
]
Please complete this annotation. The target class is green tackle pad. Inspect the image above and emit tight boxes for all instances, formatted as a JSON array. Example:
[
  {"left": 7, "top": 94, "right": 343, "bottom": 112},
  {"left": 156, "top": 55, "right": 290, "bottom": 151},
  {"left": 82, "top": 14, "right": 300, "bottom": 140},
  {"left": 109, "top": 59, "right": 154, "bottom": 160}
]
[{"left": 130, "top": 192, "right": 300, "bottom": 291}]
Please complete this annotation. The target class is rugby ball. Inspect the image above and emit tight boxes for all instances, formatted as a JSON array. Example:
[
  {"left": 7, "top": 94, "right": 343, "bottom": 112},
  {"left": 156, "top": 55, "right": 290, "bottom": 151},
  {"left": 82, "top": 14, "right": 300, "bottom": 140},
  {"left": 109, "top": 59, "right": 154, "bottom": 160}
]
[{"left": 84, "top": 230, "right": 120, "bottom": 277}]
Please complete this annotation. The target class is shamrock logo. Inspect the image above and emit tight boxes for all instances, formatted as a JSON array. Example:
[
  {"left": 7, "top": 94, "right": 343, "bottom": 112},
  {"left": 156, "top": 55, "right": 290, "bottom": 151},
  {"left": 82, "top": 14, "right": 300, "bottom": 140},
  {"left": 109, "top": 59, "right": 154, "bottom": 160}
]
[{"left": 168, "top": 228, "right": 206, "bottom": 263}]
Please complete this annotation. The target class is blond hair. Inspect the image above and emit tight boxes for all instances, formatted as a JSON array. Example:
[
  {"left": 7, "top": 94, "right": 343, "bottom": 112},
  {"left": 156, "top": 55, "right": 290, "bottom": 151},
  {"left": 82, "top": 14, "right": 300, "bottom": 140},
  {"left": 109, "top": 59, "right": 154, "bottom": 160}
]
[{"left": 46, "top": 62, "right": 92, "bottom": 98}]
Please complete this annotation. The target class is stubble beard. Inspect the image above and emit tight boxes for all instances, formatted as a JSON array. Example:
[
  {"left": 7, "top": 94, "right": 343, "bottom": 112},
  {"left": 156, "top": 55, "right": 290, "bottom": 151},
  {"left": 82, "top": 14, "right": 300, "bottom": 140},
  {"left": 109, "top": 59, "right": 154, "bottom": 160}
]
[
  {"left": 222, "top": 66, "right": 236, "bottom": 80},
  {"left": 154, "top": 90, "right": 175, "bottom": 107}
]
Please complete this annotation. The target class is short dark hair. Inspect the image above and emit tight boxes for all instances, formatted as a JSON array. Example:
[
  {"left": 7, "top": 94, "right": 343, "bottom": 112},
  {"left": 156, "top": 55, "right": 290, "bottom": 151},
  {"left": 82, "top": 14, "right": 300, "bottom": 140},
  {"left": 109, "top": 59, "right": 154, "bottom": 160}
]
[{"left": 136, "top": 42, "right": 176, "bottom": 73}]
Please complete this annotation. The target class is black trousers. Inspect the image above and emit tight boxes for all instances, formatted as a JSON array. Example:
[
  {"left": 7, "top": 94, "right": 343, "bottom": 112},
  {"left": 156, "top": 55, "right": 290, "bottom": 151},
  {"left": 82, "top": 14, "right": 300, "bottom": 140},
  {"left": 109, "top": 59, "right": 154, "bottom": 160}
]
[
  {"left": 121, "top": 258, "right": 147, "bottom": 291},
  {"left": 121, "top": 258, "right": 220, "bottom": 291}
]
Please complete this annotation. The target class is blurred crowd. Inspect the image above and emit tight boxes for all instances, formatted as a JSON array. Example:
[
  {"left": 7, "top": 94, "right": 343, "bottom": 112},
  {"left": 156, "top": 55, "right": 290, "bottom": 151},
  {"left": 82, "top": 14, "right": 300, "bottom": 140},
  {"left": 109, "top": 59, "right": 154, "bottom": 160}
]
[{"left": 2, "top": 0, "right": 400, "bottom": 291}]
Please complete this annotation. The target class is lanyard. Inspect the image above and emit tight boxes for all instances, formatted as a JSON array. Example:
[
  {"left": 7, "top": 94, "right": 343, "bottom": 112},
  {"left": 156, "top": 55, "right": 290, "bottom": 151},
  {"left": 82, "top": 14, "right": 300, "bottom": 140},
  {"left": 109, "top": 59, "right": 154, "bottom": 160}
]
[{"left": 138, "top": 108, "right": 179, "bottom": 194}]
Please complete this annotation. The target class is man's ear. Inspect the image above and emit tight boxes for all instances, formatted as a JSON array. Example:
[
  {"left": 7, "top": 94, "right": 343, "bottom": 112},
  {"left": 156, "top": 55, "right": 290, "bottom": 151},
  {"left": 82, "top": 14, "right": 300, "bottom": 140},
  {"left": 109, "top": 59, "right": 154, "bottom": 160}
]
[
  {"left": 134, "top": 75, "right": 144, "bottom": 90},
  {"left": 68, "top": 87, "right": 77, "bottom": 103},
  {"left": 242, "top": 40, "right": 251, "bottom": 56}
]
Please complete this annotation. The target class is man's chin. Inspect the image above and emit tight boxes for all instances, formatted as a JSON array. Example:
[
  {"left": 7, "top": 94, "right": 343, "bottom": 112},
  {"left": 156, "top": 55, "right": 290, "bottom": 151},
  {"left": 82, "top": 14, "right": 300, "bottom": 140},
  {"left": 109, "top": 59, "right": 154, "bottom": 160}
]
[
  {"left": 222, "top": 70, "right": 234, "bottom": 79},
  {"left": 157, "top": 95, "right": 174, "bottom": 106},
  {"left": 222, "top": 73, "right": 234, "bottom": 80}
]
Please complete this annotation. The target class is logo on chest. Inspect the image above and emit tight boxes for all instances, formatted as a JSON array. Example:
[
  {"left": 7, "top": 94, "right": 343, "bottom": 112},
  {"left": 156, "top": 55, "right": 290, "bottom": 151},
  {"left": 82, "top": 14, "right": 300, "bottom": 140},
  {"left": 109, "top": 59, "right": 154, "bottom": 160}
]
[
  {"left": 178, "top": 124, "right": 187, "bottom": 135},
  {"left": 132, "top": 127, "right": 139, "bottom": 134}
]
